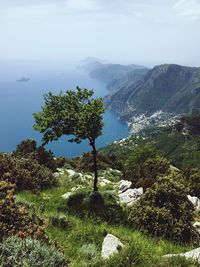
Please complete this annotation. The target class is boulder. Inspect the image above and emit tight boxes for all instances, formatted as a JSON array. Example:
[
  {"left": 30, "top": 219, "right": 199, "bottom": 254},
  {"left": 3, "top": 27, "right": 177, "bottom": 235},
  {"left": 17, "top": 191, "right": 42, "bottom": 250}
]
[
  {"left": 164, "top": 247, "right": 200, "bottom": 263},
  {"left": 118, "top": 180, "right": 132, "bottom": 193},
  {"left": 193, "top": 222, "right": 200, "bottom": 233},
  {"left": 101, "top": 234, "right": 123, "bottom": 259},
  {"left": 99, "top": 177, "right": 111, "bottom": 187},
  {"left": 118, "top": 187, "right": 143, "bottom": 206},
  {"left": 71, "top": 185, "right": 84, "bottom": 192},
  {"left": 62, "top": 192, "right": 73, "bottom": 200},
  {"left": 187, "top": 195, "right": 200, "bottom": 210},
  {"left": 66, "top": 169, "right": 76, "bottom": 178}
]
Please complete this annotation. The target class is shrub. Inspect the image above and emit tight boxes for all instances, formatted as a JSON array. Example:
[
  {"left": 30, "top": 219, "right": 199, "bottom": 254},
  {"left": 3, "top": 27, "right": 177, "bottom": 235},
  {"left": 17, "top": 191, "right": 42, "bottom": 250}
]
[
  {"left": 0, "top": 180, "right": 44, "bottom": 241},
  {"left": 66, "top": 191, "right": 127, "bottom": 224},
  {"left": 13, "top": 139, "right": 65, "bottom": 171},
  {"left": 0, "top": 236, "right": 68, "bottom": 267},
  {"left": 0, "top": 153, "right": 57, "bottom": 191},
  {"left": 182, "top": 168, "right": 200, "bottom": 198},
  {"left": 128, "top": 175, "right": 199, "bottom": 243},
  {"left": 123, "top": 151, "right": 170, "bottom": 189}
]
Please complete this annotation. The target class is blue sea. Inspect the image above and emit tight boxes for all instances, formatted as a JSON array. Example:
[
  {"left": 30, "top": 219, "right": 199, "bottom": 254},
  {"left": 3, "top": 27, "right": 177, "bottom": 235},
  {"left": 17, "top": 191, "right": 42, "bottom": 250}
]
[{"left": 0, "top": 61, "right": 129, "bottom": 158}]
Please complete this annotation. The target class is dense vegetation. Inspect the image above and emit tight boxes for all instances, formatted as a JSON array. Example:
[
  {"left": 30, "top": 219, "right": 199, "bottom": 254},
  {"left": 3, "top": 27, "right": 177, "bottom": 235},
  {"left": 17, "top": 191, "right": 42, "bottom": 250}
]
[{"left": 1, "top": 105, "right": 200, "bottom": 266}]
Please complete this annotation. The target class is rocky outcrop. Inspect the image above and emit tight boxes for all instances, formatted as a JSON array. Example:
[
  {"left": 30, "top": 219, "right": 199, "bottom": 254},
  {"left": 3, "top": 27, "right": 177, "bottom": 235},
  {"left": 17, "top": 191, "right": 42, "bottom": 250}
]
[
  {"left": 187, "top": 195, "right": 200, "bottom": 210},
  {"left": 118, "top": 187, "right": 143, "bottom": 206},
  {"left": 164, "top": 247, "right": 200, "bottom": 263},
  {"left": 118, "top": 180, "right": 132, "bottom": 193},
  {"left": 101, "top": 234, "right": 123, "bottom": 259}
]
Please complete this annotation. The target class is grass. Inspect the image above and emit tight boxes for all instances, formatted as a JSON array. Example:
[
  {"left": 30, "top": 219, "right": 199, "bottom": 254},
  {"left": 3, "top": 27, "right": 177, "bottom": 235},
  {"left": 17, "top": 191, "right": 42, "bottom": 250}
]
[{"left": 16, "top": 171, "right": 197, "bottom": 267}]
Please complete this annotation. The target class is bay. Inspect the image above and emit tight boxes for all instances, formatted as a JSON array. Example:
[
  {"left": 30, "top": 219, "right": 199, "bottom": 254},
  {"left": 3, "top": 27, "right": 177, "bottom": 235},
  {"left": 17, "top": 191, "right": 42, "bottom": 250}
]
[{"left": 0, "top": 61, "right": 129, "bottom": 158}]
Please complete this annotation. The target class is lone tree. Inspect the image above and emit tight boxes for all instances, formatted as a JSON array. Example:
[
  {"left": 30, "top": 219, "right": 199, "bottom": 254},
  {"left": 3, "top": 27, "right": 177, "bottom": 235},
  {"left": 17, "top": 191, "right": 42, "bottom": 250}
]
[{"left": 33, "top": 87, "right": 105, "bottom": 192}]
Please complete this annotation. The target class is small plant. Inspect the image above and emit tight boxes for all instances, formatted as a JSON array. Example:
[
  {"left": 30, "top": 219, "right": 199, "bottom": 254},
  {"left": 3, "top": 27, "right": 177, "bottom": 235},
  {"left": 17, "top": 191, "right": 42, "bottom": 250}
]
[
  {"left": 0, "top": 236, "right": 68, "bottom": 267},
  {"left": 0, "top": 180, "right": 44, "bottom": 241},
  {"left": 49, "top": 214, "right": 71, "bottom": 230},
  {"left": 79, "top": 243, "right": 100, "bottom": 262}
]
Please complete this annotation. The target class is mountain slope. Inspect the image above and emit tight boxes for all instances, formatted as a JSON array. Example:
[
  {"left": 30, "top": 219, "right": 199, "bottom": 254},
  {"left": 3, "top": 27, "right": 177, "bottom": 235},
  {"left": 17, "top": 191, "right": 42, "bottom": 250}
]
[
  {"left": 81, "top": 59, "right": 148, "bottom": 91},
  {"left": 105, "top": 64, "right": 200, "bottom": 120}
]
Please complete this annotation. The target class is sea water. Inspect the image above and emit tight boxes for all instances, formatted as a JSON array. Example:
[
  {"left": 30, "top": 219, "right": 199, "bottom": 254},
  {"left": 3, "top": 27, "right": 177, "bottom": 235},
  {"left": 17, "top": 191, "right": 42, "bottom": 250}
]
[{"left": 0, "top": 60, "right": 129, "bottom": 158}]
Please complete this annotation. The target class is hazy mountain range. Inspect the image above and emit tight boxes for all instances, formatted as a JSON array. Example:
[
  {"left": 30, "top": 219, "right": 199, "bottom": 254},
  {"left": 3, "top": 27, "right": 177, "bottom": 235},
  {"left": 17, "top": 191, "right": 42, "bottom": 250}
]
[{"left": 84, "top": 60, "right": 200, "bottom": 124}]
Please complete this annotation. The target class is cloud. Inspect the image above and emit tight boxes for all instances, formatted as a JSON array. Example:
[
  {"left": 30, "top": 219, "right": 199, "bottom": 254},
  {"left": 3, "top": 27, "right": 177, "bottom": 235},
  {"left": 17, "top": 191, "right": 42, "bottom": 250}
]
[{"left": 174, "top": 0, "right": 200, "bottom": 21}]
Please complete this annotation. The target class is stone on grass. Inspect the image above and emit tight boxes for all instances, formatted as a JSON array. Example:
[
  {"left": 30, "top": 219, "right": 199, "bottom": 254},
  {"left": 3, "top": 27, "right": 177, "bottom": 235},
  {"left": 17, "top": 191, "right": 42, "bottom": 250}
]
[
  {"left": 187, "top": 195, "right": 200, "bottom": 210},
  {"left": 99, "top": 177, "right": 111, "bottom": 187},
  {"left": 193, "top": 222, "right": 200, "bottom": 233},
  {"left": 164, "top": 247, "right": 200, "bottom": 263},
  {"left": 118, "top": 187, "right": 143, "bottom": 206},
  {"left": 62, "top": 192, "right": 73, "bottom": 200},
  {"left": 71, "top": 185, "right": 84, "bottom": 192},
  {"left": 66, "top": 169, "right": 76, "bottom": 178},
  {"left": 101, "top": 234, "right": 123, "bottom": 259},
  {"left": 118, "top": 180, "right": 132, "bottom": 193}
]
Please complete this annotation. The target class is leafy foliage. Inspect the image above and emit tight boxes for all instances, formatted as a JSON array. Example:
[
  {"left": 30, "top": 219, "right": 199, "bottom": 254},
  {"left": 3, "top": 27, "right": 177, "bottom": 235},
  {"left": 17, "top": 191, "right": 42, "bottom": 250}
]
[
  {"left": 0, "top": 180, "right": 44, "bottom": 241},
  {"left": 0, "top": 153, "right": 57, "bottom": 191},
  {"left": 128, "top": 175, "right": 198, "bottom": 243},
  {"left": 13, "top": 139, "right": 65, "bottom": 171},
  {"left": 123, "top": 145, "right": 170, "bottom": 189},
  {"left": 182, "top": 168, "right": 200, "bottom": 198},
  {"left": 0, "top": 236, "right": 68, "bottom": 267},
  {"left": 33, "top": 87, "right": 105, "bottom": 191}
]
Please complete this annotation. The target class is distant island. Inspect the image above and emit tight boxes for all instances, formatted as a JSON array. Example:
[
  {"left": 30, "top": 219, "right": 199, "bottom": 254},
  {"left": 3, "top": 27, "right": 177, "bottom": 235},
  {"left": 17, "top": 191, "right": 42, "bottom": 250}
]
[{"left": 16, "top": 77, "right": 30, "bottom": 82}]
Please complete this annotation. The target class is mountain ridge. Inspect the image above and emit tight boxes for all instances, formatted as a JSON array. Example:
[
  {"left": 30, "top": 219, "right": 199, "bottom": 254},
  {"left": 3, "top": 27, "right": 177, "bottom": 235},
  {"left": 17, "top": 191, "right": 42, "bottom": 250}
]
[{"left": 104, "top": 63, "right": 200, "bottom": 120}]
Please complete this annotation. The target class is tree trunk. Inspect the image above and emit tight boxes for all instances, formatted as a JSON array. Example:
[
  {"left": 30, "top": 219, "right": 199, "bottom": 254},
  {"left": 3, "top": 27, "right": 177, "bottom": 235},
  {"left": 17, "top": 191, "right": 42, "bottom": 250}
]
[{"left": 91, "top": 139, "right": 98, "bottom": 192}]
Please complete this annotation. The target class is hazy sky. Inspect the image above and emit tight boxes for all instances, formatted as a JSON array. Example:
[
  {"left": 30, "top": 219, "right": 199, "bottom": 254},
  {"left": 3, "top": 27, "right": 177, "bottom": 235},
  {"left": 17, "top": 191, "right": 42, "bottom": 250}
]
[{"left": 0, "top": 0, "right": 200, "bottom": 66}]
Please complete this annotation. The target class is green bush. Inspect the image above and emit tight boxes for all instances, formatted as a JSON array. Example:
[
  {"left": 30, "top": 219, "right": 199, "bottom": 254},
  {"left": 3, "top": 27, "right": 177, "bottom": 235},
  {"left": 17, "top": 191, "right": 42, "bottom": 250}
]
[
  {"left": 182, "top": 168, "right": 200, "bottom": 198},
  {"left": 13, "top": 139, "right": 65, "bottom": 171},
  {"left": 66, "top": 191, "right": 127, "bottom": 224},
  {"left": 0, "top": 236, "right": 68, "bottom": 267},
  {"left": 128, "top": 175, "right": 198, "bottom": 243},
  {"left": 124, "top": 152, "right": 170, "bottom": 190},
  {"left": 0, "top": 180, "right": 44, "bottom": 241},
  {"left": 0, "top": 153, "right": 57, "bottom": 191}
]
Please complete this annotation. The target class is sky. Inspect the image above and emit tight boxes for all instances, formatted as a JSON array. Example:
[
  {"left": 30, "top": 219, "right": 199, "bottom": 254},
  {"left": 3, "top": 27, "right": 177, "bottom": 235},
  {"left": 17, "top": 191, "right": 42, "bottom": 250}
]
[{"left": 0, "top": 0, "right": 200, "bottom": 67}]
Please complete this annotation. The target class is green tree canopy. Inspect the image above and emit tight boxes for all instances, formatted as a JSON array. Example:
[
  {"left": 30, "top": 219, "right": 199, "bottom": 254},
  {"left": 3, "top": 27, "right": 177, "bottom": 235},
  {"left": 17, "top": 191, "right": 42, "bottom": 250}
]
[{"left": 33, "top": 87, "right": 105, "bottom": 191}]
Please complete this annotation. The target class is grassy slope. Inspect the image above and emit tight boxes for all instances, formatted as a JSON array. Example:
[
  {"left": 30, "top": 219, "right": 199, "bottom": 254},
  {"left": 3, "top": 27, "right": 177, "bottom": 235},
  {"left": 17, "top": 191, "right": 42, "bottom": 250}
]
[{"left": 16, "top": 171, "right": 195, "bottom": 267}]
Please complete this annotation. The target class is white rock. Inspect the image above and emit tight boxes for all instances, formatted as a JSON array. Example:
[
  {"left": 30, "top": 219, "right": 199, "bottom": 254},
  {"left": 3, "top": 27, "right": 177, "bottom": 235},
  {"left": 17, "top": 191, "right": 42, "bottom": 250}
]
[
  {"left": 99, "top": 177, "right": 111, "bottom": 187},
  {"left": 119, "top": 188, "right": 143, "bottom": 206},
  {"left": 118, "top": 180, "right": 132, "bottom": 193},
  {"left": 62, "top": 192, "right": 73, "bottom": 199},
  {"left": 84, "top": 174, "right": 93, "bottom": 181},
  {"left": 188, "top": 195, "right": 200, "bottom": 210},
  {"left": 71, "top": 185, "right": 84, "bottom": 192},
  {"left": 193, "top": 222, "right": 200, "bottom": 233},
  {"left": 66, "top": 169, "right": 76, "bottom": 178},
  {"left": 164, "top": 247, "right": 200, "bottom": 263},
  {"left": 101, "top": 234, "right": 123, "bottom": 259},
  {"left": 170, "top": 165, "right": 180, "bottom": 172}
]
